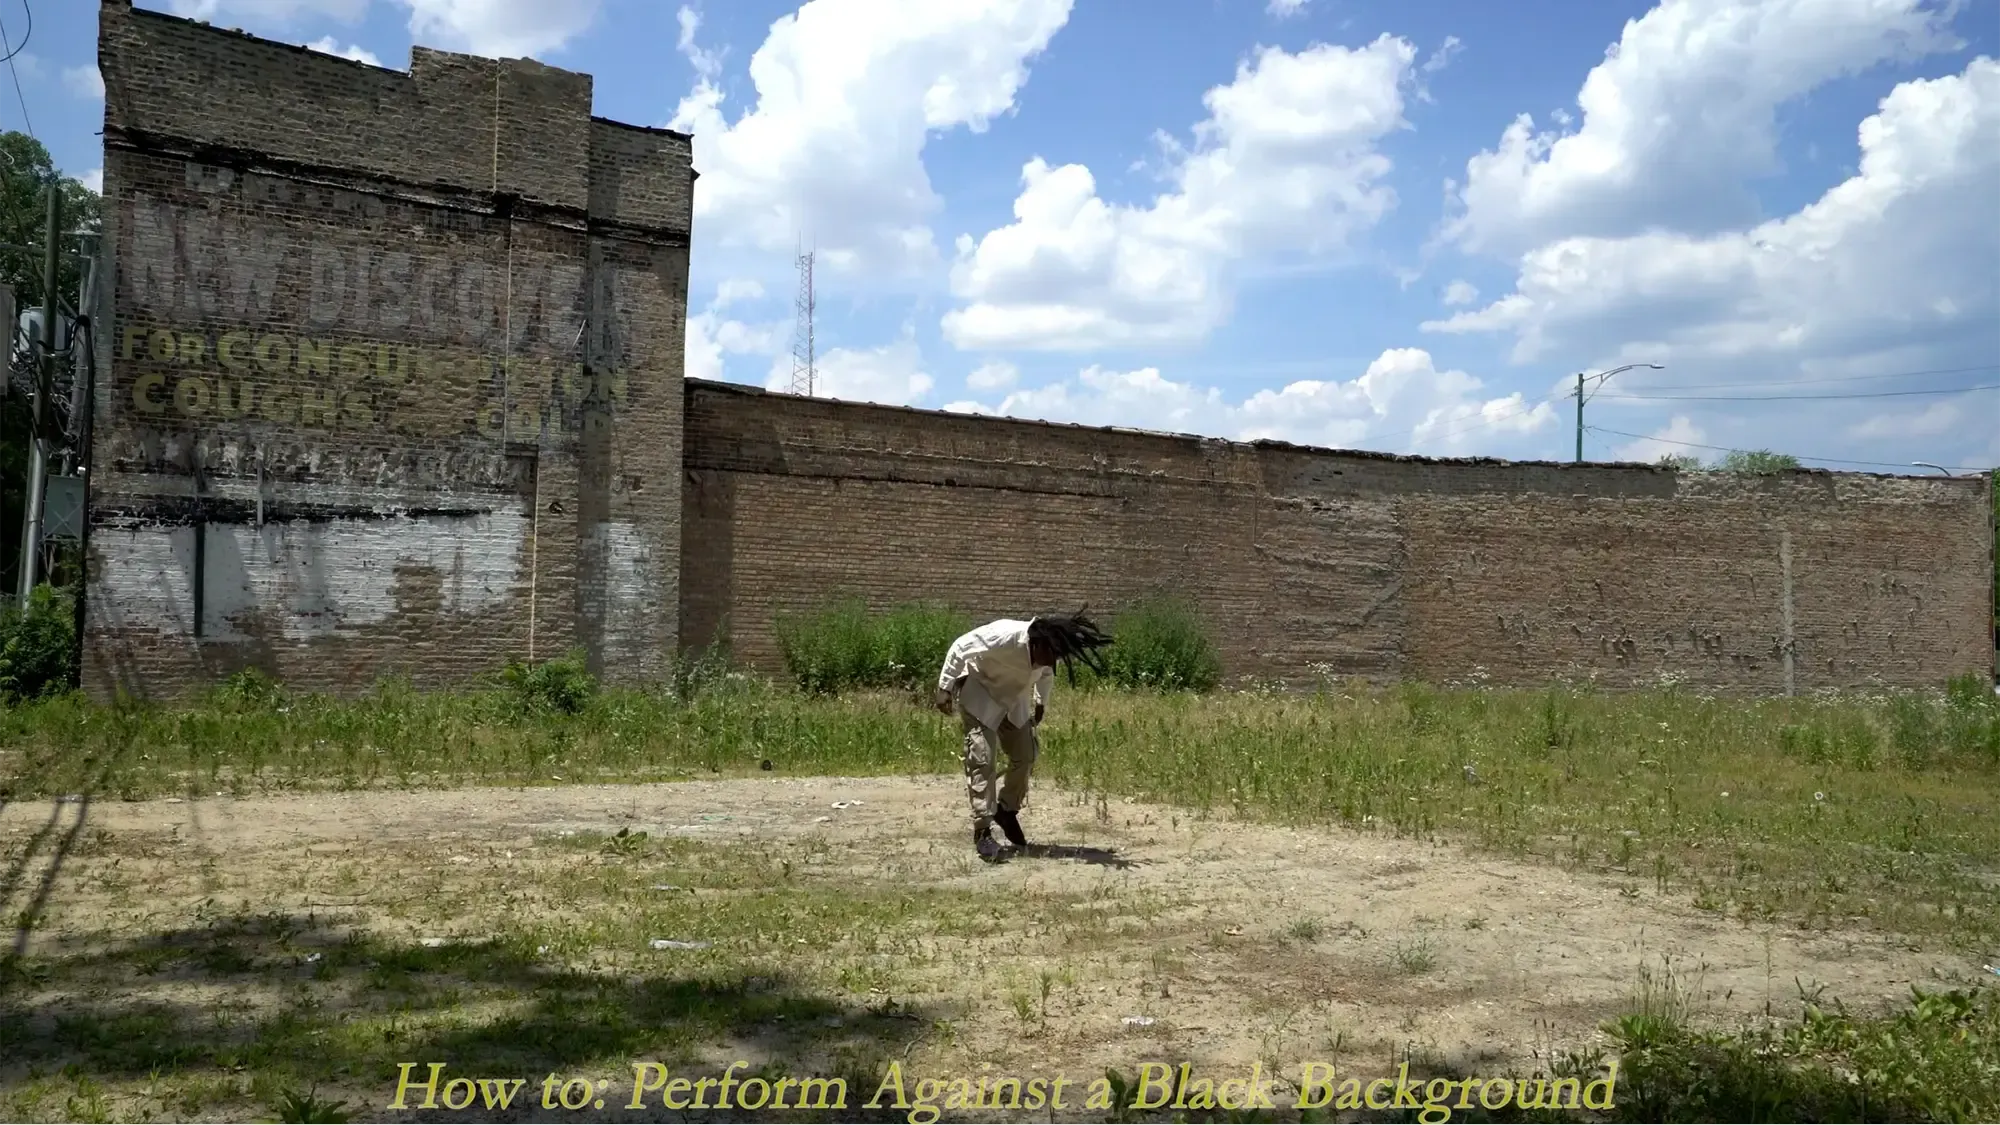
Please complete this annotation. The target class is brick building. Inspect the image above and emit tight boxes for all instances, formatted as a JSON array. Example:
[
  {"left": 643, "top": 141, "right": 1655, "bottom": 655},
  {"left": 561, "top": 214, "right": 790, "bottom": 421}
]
[
  {"left": 82, "top": 1, "right": 1995, "bottom": 701},
  {"left": 86, "top": 0, "right": 691, "bottom": 697}
]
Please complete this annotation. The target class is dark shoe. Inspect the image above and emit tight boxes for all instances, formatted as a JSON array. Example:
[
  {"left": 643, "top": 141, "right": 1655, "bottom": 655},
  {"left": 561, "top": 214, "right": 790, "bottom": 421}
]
[
  {"left": 994, "top": 807, "right": 1027, "bottom": 848},
  {"left": 974, "top": 822, "right": 1001, "bottom": 862}
]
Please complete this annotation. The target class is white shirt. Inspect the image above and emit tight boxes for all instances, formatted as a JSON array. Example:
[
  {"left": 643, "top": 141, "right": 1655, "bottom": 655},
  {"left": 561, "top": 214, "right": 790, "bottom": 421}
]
[{"left": 936, "top": 618, "right": 1055, "bottom": 730}]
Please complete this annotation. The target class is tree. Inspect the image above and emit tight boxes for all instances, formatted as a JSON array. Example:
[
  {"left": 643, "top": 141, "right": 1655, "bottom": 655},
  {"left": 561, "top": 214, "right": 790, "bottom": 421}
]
[
  {"left": 1655, "top": 453, "right": 1704, "bottom": 472},
  {"left": 1, "top": 131, "right": 101, "bottom": 601},
  {"left": 1717, "top": 449, "right": 1800, "bottom": 475},
  {"left": 0, "top": 131, "right": 102, "bottom": 319}
]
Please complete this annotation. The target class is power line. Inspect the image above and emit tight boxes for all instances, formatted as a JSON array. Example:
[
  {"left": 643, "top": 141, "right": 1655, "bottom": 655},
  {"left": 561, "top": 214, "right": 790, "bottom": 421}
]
[
  {"left": 1608, "top": 362, "right": 2000, "bottom": 392},
  {"left": 1591, "top": 383, "right": 2000, "bottom": 403},
  {"left": 1291, "top": 360, "right": 1996, "bottom": 461},
  {"left": 0, "top": 0, "right": 28, "bottom": 66},
  {"left": 0, "top": 0, "right": 33, "bottom": 139},
  {"left": 1585, "top": 425, "right": 1995, "bottom": 473}
]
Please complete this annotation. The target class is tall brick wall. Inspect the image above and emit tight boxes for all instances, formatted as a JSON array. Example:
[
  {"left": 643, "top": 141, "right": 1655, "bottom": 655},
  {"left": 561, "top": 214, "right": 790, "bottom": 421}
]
[
  {"left": 682, "top": 381, "right": 1994, "bottom": 693},
  {"left": 78, "top": 3, "right": 1991, "bottom": 702},
  {"left": 84, "top": 1, "right": 693, "bottom": 700}
]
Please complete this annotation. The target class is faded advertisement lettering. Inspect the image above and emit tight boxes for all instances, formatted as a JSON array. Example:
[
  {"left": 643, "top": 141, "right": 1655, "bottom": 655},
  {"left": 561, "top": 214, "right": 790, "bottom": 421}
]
[
  {"left": 120, "top": 193, "right": 589, "bottom": 353},
  {"left": 114, "top": 320, "right": 626, "bottom": 440}
]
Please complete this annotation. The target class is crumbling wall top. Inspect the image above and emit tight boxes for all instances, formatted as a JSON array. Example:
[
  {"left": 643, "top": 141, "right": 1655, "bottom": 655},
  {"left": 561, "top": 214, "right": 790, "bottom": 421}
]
[{"left": 97, "top": 0, "right": 690, "bottom": 230}]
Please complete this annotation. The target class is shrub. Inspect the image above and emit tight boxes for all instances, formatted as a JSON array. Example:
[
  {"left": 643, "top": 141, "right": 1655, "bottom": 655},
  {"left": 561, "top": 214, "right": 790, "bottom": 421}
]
[
  {"left": 499, "top": 648, "right": 597, "bottom": 716},
  {"left": 1068, "top": 594, "right": 1222, "bottom": 694},
  {"left": 773, "top": 595, "right": 1225, "bottom": 696},
  {"left": 773, "top": 599, "right": 971, "bottom": 695},
  {"left": 0, "top": 583, "right": 77, "bottom": 705},
  {"left": 871, "top": 602, "right": 972, "bottom": 692},
  {"left": 1718, "top": 449, "right": 1801, "bottom": 475},
  {"left": 774, "top": 598, "right": 880, "bottom": 696}
]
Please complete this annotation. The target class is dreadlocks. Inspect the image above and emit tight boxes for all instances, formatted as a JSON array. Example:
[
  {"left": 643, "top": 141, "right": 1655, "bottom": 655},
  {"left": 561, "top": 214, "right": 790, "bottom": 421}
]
[{"left": 1028, "top": 609, "right": 1115, "bottom": 685}]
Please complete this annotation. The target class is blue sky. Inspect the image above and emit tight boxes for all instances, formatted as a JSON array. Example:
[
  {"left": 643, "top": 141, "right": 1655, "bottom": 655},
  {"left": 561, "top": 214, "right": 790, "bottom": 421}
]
[{"left": 12, "top": 0, "right": 1999, "bottom": 471}]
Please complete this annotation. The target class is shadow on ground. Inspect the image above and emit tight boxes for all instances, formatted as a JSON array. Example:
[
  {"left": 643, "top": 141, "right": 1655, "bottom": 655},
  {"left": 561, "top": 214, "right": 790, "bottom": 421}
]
[
  {"left": 0, "top": 915, "right": 936, "bottom": 1123},
  {"left": 1012, "top": 842, "right": 1141, "bottom": 870}
]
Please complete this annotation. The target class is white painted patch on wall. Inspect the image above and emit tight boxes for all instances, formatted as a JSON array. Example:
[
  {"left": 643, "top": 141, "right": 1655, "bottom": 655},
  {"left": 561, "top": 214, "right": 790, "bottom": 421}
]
[
  {"left": 590, "top": 520, "right": 660, "bottom": 662},
  {"left": 93, "top": 509, "right": 530, "bottom": 642}
]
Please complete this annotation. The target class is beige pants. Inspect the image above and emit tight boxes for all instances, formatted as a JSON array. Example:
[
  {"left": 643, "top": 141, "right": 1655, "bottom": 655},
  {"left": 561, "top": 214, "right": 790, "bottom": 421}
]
[{"left": 961, "top": 707, "right": 1039, "bottom": 825}]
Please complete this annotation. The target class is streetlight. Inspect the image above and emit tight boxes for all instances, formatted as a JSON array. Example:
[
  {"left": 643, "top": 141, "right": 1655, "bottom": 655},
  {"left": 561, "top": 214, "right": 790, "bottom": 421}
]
[
  {"left": 1911, "top": 462, "right": 1953, "bottom": 476},
  {"left": 1574, "top": 363, "right": 1665, "bottom": 463}
]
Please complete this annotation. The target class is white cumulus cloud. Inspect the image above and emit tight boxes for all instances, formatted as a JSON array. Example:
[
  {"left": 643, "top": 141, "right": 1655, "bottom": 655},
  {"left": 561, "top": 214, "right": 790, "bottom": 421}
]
[
  {"left": 944, "top": 347, "right": 1557, "bottom": 456},
  {"left": 62, "top": 65, "right": 106, "bottom": 99},
  {"left": 940, "top": 33, "right": 1419, "bottom": 351},
  {"left": 1426, "top": 57, "right": 2000, "bottom": 365},
  {"left": 966, "top": 361, "right": 1019, "bottom": 391},
  {"left": 670, "top": 0, "right": 1074, "bottom": 282},
  {"left": 686, "top": 280, "right": 786, "bottom": 383},
  {"left": 158, "top": 0, "right": 585, "bottom": 58},
  {"left": 676, "top": 5, "right": 723, "bottom": 80},
  {"left": 163, "top": 0, "right": 370, "bottom": 22},
  {"left": 766, "top": 337, "right": 935, "bottom": 407},
  {"left": 712, "top": 278, "right": 766, "bottom": 309},
  {"left": 306, "top": 37, "right": 383, "bottom": 65},
  {"left": 1611, "top": 415, "right": 1707, "bottom": 463},
  {"left": 1845, "top": 400, "right": 1965, "bottom": 440},
  {"left": 1427, "top": 54, "right": 2000, "bottom": 470},
  {"left": 1441, "top": 279, "right": 1479, "bottom": 307},
  {"left": 399, "top": 0, "right": 602, "bottom": 58},
  {"left": 1440, "top": 0, "right": 1961, "bottom": 257}
]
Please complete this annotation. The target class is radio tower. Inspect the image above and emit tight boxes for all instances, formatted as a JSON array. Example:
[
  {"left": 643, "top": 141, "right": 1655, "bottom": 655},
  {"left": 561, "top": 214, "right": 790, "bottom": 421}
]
[{"left": 790, "top": 246, "right": 816, "bottom": 397}]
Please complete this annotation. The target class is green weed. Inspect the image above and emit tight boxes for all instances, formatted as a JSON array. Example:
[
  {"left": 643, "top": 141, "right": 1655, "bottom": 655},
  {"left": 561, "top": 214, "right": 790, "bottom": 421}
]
[
  {"left": 1609, "top": 982, "right": 2000, "bottom": 1123},
  {"left": 0, "top": 583, "right": 75, "bottom": 705},
  {"left": 498, "top": 649, "right": 597, "bottom": 716},
  {"left": 774, "top": 599, "right": 969, "bottom": 696},
  {"left": 1073, "top": 593, "right": 1224, "bottom": 693}
]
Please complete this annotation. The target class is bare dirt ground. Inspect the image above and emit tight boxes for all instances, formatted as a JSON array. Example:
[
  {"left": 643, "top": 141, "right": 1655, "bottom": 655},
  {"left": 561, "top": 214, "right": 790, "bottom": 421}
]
[{"left": 2, "top": 775, "right": 1987, "bottom": 1121}]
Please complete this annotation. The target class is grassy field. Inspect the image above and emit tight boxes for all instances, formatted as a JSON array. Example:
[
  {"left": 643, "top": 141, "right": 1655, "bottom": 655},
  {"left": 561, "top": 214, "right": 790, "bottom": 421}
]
[
  {"left": 3, "top": 652, "right": 1999, "bottom": 1121},
  {"left": 6, "top": 665, "right": 1998, "bottom": 948}
]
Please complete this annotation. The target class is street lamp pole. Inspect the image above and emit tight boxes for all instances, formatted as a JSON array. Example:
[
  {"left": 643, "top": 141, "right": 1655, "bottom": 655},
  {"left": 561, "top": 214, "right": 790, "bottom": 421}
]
[
  {"left": 1573, "top": 363, "right": 1665, "bottom": 464},
  {"left": 1911, "top": 462, "right": 1952, "bottom": 476}
]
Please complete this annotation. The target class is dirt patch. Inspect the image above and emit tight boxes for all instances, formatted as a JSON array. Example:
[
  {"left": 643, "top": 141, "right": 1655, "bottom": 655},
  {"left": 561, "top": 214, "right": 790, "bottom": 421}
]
[{"left": 1, "top": 776, "right": 1986, "bottom": 1121}]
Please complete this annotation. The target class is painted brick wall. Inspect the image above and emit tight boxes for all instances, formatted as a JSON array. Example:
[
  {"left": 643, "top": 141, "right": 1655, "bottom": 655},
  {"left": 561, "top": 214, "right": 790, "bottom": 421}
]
[
  {"left": 83, "top": 1, "right": 693, "bottom": 700},
  {"left": 682, "top": 381, "right": 1995, "bottom": 693}
]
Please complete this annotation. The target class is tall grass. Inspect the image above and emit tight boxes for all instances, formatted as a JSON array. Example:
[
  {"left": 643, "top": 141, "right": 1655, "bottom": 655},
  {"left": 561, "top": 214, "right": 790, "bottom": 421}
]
[
  {"left": 3, "top": 663, "right": 1996, "bottom": 949},
  {"left": 772, "top": 594, "right": 1225, "bottom": 696},
  {"left": 772, "top": 598, "right": 970, "bottom": 695},
  {"left": 1601, "top": 975, "right": 2000, "bottom": 1122},
  {"left": 5, "top": 659, "right": 1998, "bottom": 1120}
]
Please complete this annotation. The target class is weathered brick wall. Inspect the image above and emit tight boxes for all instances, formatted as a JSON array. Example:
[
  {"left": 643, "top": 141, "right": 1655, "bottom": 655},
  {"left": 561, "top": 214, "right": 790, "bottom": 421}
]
[
  {"left": 82, "top": 2, "right": 1991, "bottom": 702},
  {"left": 682, "top": 381, "right": 1994, "bottom": 693},
  {"left": 85, "top": 0, "right": 693, "bottom": 700}
]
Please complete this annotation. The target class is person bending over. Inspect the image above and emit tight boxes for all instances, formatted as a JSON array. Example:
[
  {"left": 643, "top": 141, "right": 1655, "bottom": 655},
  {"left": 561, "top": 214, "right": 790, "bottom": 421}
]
[{"left": 935, "top": 612, "right": 1113, "bottom": 861}]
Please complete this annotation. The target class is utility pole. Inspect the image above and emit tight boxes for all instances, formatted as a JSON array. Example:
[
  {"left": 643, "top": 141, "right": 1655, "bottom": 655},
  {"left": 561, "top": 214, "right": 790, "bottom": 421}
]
[
  {"left": 17, "top": 182, "right": 60, "bottom": 608},
  {"left": 1574, "top": 372, "right": 1584, "bottom": 463},
  {"left": 63, "top": 243, "right": 97, "bottom": 476},
  {"left": 1571, "top": 362, "right": 1665, "bottom": 464}
]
